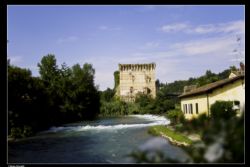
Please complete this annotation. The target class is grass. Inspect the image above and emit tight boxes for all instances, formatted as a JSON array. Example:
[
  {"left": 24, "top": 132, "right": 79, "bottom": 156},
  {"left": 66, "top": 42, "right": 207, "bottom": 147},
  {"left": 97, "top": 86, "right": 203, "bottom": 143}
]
[{"left": 148, "top": 125, "right": 193, "bottom": 145}]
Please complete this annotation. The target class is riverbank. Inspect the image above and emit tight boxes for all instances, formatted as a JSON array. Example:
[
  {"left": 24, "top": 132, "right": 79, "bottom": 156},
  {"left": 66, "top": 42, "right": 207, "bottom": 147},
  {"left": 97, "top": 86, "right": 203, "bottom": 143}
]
[{"left": 148, "top": 125, "right": 200, "bottom": 147}]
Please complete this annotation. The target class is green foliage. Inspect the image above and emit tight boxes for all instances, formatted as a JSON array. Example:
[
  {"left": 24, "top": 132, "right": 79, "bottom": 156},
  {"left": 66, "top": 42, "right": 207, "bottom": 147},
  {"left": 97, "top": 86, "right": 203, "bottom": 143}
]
[
  {"left": 37, "top": 54, "right": 60, "bottom": 84},
  {"left": 113, "top": 71, "right": 120, "bottom": 89},
  {"left": 137, "top": 101, "right": 243, "bottom": 163},
  {"left": 23, "top": 125, "right": 33, "bottom": 137},
  {"left": 133, "top": 112, "right": 243, "bottom": 163},
  {"left": 100, "top": 99, "right": 128, "bottom": 116},
  {"left": 148, "top": 125, "right": 193, "bottom": 145},
  {"left": 177, "top": 113, "right": 209, "bottom": 134},
  {"left": 135, "top": 93, "right": 153, "bottom": 107},
  {"left": 134, "top": 93, "right": 175, "bottom": 115},
  {"left": 155, "top": 79, "right": 160, "bottom": 92},
  {"left": 100, "top": 88, "right": 115, "bottom": 102},
  {"left": 127, "top": 102, "right": 140, "bottom": 114},
  {"left": 8, "top": 64, "right": 51, "bottom": 133},
  {"left": 210, "top": 101, "right": 236, "bottom": 120},
  {"left": 10, "top": 127, "right": 23, "bottom": 139},
  {"left": 99, "top": 87, "right": 177, "bottom": 116},
  {"left": 10, "top": 126, "right": 33, "bottom": 139},
  {"left": 99, "top": 86, "right": 128, "bottom": 116},
  {"left": 8, "top": 54, "right": 100, "bottom": 138},
  {"left": 64, "top": 63, "right": 100, "bottom": 120},
  {"left": 166, "top": 109, "right": 184, "bottom": 125},
  {"left": 185, "top": 113, "right": 244, "bottom": 163}
]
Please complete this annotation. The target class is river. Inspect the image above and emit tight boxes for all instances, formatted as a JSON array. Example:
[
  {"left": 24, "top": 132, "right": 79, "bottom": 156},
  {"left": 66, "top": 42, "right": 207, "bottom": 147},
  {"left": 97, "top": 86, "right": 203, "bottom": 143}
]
[{"left": 8, "top": 114, "right": 188, "bottom": 164}]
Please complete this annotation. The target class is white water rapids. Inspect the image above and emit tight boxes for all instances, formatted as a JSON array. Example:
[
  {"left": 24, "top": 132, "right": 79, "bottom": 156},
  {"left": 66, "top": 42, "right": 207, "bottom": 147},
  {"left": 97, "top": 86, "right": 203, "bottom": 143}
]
[{"left": 47, "top": 114, "right": 170, "bottom": 133}]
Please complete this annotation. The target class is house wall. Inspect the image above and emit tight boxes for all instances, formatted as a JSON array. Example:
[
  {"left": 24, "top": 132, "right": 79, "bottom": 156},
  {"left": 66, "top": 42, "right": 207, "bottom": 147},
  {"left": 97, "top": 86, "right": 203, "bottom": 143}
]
[
  {"left": 180, "top": 78, "right": 245, "bottom": 119},
  {"left": 180, "top": 94, "right": 208, "bottom": 120},
  {"left": 209, "top": 79, "right": 245, "bottom": 115}
]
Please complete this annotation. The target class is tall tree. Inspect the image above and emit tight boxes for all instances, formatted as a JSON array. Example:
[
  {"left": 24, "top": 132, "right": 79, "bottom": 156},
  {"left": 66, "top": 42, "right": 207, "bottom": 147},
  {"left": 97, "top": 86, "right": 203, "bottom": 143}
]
[
  {"left": 37, "top": 54, "right": 59, "bottom": 81},
  {"left": 113, "top": 71, "right": 120, "bottom": 90}
]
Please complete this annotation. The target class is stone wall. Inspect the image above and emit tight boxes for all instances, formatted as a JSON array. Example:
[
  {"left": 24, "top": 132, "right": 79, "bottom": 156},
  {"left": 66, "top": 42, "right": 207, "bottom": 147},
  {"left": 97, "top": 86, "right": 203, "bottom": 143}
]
[{"left": 118, "top": 63, "right": 156, "bottom": 102}]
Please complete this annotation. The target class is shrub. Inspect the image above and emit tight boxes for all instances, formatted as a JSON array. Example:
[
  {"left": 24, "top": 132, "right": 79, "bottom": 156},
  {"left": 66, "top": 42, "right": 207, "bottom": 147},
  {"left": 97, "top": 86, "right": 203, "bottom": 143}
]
[
  {"left": 23, "top": 125, "right": 33, "bottom": 137},
  {"left": 175, "top": 113, "right": 209, "bottom": 133},
  {"left": 210, "top": 101, "right": 236, "bottom": 120},
  {"left": 166, "top": 109, "right": 184, "bottom": 125},
  {"left": 10, "top": 127, "right": 23, "bottom": 139},
  {"left": 174, "top": 123, "right": 184, "bottom": 131}
]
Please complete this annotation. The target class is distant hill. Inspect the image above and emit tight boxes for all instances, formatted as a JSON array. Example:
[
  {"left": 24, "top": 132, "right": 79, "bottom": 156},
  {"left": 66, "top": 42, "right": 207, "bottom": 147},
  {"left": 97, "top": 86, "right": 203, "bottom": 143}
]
[{"left": 156, "top": 66, "right": 237, "bottom": 95}]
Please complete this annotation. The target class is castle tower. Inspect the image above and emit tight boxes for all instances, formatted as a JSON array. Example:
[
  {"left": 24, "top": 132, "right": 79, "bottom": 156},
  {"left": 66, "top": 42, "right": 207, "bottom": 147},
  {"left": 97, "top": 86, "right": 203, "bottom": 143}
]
[{"left": 117, "top": 63, "right": 156, "bottom": 102}]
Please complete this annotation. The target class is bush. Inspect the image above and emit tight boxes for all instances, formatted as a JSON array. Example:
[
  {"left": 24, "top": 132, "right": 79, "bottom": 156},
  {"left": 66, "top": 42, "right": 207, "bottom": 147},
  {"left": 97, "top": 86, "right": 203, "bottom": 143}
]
[
  {"left": 166, "top": 109, "right": 184, "bottom": 125},
  {"left": 175, "top": 113, "right": 209, "bottom": 133},
  {"left": 143, "top": 112, "right": 244, "bottom": 163},
  {"left": 210, "top": 101, "right": 236, "bottom": 120},
  {"left": 174, "top": 123, "right": 184, "bottom": 131},
  {"left": 23, "top": 125, "right": 33, "bottom": 137},
  {"left": 10, "top": 127, "right": 23, "bottom": 139},
  {"left": 127, "top": 103, "right": 140, "bottom": 114},
  {"left": 100, "top": 99, "right": 129, "bottom": 116},
  {"left": 135, "top": 93, "right": 153, "bottom": 108}
]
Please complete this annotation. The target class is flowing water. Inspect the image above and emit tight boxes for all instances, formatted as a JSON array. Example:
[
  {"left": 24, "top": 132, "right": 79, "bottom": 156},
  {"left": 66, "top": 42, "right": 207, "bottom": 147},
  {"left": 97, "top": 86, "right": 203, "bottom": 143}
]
[{"left": 8, "top": 114, "right": 188, "bottom": 163}]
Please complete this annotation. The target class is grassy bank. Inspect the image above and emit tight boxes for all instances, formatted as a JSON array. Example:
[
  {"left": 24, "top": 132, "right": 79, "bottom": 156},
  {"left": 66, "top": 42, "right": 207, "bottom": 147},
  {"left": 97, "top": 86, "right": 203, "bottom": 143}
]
[{"left": 148, "top": 125, "right": 193, "bottom": 146}]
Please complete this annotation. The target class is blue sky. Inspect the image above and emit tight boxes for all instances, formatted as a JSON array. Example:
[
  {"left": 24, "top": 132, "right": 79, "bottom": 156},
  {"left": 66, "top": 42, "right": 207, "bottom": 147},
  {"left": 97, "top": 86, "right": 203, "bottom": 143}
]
[{"left": 7, "top": 5, "right": 245, "bottom": 90}]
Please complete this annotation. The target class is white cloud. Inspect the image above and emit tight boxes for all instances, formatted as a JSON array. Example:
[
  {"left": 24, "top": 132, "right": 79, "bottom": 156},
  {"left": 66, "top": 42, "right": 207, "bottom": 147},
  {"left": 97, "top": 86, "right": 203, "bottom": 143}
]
[
  {"left": 171, "top": 36, "right": 236, "bottom": 56},
  {"left": 123, "top": 35, "right": 244, "bottom": 83},
  {"left": 190, "top": 24, "right": 216, "bottom": 34},
  {"left": 56, "top": 36, "right": 78, "bottom": 44},
  {"left": 161, "top": 23, "right": 189, "bottom": 33},
  {"left": 160, "top": 20, "right": 245, "bottom": 35},
  {"left": 131, "top": 36, "right": 239, "bottom": 60},
  {"left": 220, "top": 20, "right": 245, "bottom": 34}
]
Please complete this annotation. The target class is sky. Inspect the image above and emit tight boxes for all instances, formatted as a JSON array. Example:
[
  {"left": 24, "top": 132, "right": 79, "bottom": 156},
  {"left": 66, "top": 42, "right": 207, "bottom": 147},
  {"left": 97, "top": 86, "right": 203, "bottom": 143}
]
[{"left": 7, "top": 5, "right": 245, "bottom": 91}]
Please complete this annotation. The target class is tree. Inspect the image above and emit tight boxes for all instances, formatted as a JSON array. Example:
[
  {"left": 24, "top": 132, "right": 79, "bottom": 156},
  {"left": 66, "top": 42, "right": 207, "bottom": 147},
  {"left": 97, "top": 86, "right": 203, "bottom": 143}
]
[
  {"left": 9, "top": 54, "right": 101, "bottom": 138},
  {"left": 101, "top": 88, "right": 115, "bottom": 102},
  {"left": 155, "top": 79, "right": 160, "bottom": 92},
  {"left": 8, "top": 64, "right": 51, "bottom": 138},
  {"left": 67, "top": 63, "right": 100, "bottom": 120},
  {"left": 114, "top": 71, "right": 120, "bottom": 89},
  {"left": 210, "top": 101, "right": 236, "bottom": 121},
  {"left": 37, "top": 54, "right": 59, "bottom": 82},
  {"left": 229, "top": 66, "right": 237, "bottom": 71}
]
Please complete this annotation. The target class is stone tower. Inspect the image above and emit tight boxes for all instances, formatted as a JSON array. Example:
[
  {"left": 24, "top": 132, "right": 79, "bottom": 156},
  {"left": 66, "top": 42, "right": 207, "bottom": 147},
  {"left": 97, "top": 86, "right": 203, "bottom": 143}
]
[{"left": 117, "top": 63, "right": 156, "bottom": 102}]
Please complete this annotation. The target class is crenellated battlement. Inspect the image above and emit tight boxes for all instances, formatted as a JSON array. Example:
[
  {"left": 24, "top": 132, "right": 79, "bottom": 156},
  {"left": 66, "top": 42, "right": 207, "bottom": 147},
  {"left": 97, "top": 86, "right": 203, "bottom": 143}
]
[{"left": 119, "top": 63, "right": 156, "bottom": 71}]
